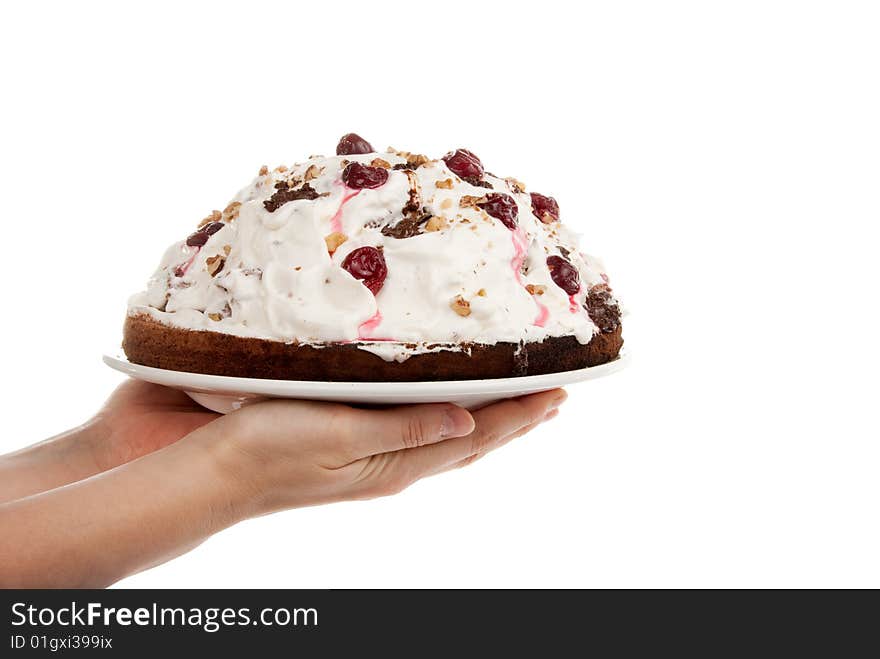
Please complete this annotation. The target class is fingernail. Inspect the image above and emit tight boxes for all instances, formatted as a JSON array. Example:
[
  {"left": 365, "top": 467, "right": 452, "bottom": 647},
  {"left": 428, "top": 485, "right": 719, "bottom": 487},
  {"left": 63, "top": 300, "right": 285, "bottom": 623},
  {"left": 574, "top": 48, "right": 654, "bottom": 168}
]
[
  {"left": 549, "top": 390, "right": 568, "bottom": 411},
  {"left": 440, "top": 408, "right": 473, "bottom": 438},
  {"left": 543, "top": 408, "right": 560, "bottom": 422}
]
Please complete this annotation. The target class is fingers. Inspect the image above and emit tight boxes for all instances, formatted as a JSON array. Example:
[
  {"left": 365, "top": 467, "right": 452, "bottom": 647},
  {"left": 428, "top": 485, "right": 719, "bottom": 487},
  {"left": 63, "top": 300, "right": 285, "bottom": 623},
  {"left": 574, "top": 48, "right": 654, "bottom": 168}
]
[
  {"left": 413, "top": 389, "right": 566, "bottom": 474},
  {"left": 443, "top": 408, "right": 559, "bottom": 473},
  {"left": 349, "top": 389, "right": 566, "bottom": 497},
  {"left": 339, "top": 403, "right": 475, "bottom": 460}
]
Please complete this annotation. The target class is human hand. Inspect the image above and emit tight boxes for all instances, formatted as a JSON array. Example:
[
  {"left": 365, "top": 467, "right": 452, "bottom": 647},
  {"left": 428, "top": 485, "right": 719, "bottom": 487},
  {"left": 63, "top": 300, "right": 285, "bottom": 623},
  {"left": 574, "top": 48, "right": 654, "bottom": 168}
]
[
  {"left": 0, "top": 387, "right": 565, "bottom": 587},
  {"left": 202, "top": 389, "right": 567, "bottom": 516},
  {"left": 92, "top": 379, "right": 220, "bottom": 470},
  {"left": 0, "top": 380, "right": 219, "bottom": 504}
]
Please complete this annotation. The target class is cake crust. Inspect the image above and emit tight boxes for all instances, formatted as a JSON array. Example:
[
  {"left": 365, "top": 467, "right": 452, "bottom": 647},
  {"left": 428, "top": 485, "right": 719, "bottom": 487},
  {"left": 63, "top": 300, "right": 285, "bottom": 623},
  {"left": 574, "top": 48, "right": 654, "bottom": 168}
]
[{"left": 123, "top": 314, "right": 623, "bottom": 382}]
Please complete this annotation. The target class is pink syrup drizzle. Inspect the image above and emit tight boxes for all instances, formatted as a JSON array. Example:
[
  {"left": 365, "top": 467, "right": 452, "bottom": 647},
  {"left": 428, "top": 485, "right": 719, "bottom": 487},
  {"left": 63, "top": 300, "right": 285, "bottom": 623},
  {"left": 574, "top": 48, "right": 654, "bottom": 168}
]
[
  {"left": 533, "top": 299, "right": 550, "bottom": 327},
  {"left": 510, "top": 228, "right": 527, "bottom": 284},
  {"left": 357, "top": 310, "right": 383, "bottom": 338},
  {"left": 175, "top": 247, "right": 200, "bottom": 277},
  {"left": 512, "top": 227, "right": 548, "bottom": 327},
  {"left": 356, "top": 310, "right": 395, "bottom": 341},
  {"left": 569, "top": 293, "right": 580, "bottom": 313},
  {"left": 330, "top": 189, "right": 361, "bottom": 234}
]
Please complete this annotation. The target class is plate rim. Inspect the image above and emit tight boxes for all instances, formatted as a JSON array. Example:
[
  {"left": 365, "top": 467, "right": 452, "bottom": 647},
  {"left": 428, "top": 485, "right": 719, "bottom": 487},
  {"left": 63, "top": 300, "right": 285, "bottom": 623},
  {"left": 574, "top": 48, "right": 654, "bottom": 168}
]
[{"left": 102, "top": 349, "right": 630, "bottom": 396}]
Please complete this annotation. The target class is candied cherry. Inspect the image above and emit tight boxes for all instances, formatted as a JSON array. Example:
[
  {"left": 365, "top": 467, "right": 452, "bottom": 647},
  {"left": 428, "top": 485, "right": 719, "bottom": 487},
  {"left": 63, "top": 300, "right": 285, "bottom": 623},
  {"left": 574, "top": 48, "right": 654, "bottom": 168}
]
[
  {"left": 341, "top": 246, "right": 387, "bottom": 295},
  {"left": 442, "top": 149, "right": 483, "bottom": 180},
  {"left": 342, "top": 162, "right": 388, "bottom": 189},
  {"left": 185, "top": 230, "right": 209, "bottom": 247},
  {"left": 478, "top": 193, "right": 519, "bottom": 230},
  {"left": 546, "top": 255, "right": 580, "bottom": 295},
  {"left": 336, "top": 133, "right": 374, "bottom": 156},
  {"left": 530, "top": 193, "right": 560, "bottom": 223}
]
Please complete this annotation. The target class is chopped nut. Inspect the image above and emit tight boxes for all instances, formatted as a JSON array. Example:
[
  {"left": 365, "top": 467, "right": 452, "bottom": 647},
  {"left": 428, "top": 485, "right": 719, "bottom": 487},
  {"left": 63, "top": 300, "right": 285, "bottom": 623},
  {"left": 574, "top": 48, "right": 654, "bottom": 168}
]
[
  {"left": 371, "top": 158, "right": 392, "bottom": 169},
  {"left": 526, "top": 284, "right": 547, "bottom": 296},
  {"left": 440, "top": 198, "right": 453, "bottom": 210},
  {"left": 303, "top": 164, "right": 324, "bottom": 181},
  {"left": 435, "top": 178, "right": 454, "bottom": 189},
  {"left": 425, "top": 216, "right": 448, "bottom": 232},
  {"left": 207, "top": 312, "right": 223, "bottom": 321},
  {"left": 274, "top": 165, "right": 288, "bottom": 173},
  {"left": 258, "top": 165, "right": 269, "bottom": 176},
  {"left": 205, "top": 255, "right": 226, "bottom": 277},
  {"left": 506, "top": 177, "right": 527, "bottom": 193},
  {"left": 221, "top": 201, "right": 241, "bottom": 223},
  {"left": 450, "top": 295, "right": 471, "bottom": 317},
  {"left": 223, "top": 244, "right": 231, "bottom": 256},
  {"left": 460, "top": 195, "right": 485, "bottom": 209},
  {"left": 476, "top": 288, "right": 487, "bottom": 297},
  {"left": 198, "top": 210, "right": 222, "bottom": 227},
  {"left": 324, "top": 232, "right": 348, "bottom": 254},
  {"left": 386, "top": 148, "right": 430, "bottom": 167}
]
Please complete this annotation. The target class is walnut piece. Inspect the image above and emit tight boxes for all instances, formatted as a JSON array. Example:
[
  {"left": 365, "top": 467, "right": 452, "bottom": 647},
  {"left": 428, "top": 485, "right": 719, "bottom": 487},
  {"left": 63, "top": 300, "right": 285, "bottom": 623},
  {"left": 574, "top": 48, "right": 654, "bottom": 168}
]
[
  {"left": 435, "top": 178, "right": 454, "bottom": 189},
  {"left": 450, "top": 295, "right": 471, "bottom": 317},
  {"left": 386, "top": 148, "right": 430, "bottom": 168},
  {"left": 506, "top": 177, "right": 527, "bottom": 193},
  {"left": 459, "top": 195, "right": 485, "bottom": 209},
  {"left": 371, "top": 158, "right": 392, "bottom": 169},
  {"left": 205, "top": 255, "right": 225, "bottom": 277},
  {"left": 526, "top": 284, "right": 546, "bottom": 296},
  {"left": 476, "top": 288, "right": 487, "bottom": 297},
  {"left": 198, "top": 210, "right": 222, "bottom": 228},
  {"left": 258, "top": 165, "right": 269, "bottom": 176},
  {"left": 207, "top": 312, "right": 223, "bottom": 321},
  {"left": 425, "top": 216, "right": 448, "bottom": 232},
  {"left": 324, "top": 232, "right": 348, "bottom": 254},
  {"left": 303, "top": 164, "right": 324, "bottom": 182},
  {"left": 221, "top": 201, "right": 241, "bottom": 223}
]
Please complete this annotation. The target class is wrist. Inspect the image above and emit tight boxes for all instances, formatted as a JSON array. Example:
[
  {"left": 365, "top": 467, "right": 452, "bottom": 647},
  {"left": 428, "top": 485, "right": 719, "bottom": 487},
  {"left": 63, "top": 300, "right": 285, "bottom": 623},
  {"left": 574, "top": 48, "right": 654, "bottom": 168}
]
[
  {"left": 185, "top": 420, "right": 268, "bottom": 523},
  {"left": 0, "top": 419, "right": 106, "bottom": 503}
]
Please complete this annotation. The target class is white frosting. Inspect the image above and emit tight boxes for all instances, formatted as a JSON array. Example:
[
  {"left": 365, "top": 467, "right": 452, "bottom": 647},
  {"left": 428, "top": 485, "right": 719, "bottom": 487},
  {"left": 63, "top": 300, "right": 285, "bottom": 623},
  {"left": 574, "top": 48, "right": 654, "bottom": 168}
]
[{"left": 128, "top": 149, "right": 617, "bottom": 360}]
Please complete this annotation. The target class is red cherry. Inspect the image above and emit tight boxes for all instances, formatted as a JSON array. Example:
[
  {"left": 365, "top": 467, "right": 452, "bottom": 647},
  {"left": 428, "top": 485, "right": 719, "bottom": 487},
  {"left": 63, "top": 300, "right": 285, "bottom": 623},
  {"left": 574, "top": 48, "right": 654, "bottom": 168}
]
[
  {"left": 546, "top": 255, "right": 580, "bottom": 295},
  {"left": 185, "top": 231, "right": 209, "bottom": 247},
  {"left": 478, "top": 193, "right": 519, "bottom": 230},
  {"left": 442, "top": 149, "right": 483, "bottom": 179},
  {"left": 341, "top": 246, "right": 387, "bottom": 295},
  {"left": 530, "top": 193, "right": 559, "bottom": 223},
  {"left": 342, "top": 162, "right": 388, "bottom": 189},
  {"left": 336, "top": 133, "right": 374, "bottom": 155}
]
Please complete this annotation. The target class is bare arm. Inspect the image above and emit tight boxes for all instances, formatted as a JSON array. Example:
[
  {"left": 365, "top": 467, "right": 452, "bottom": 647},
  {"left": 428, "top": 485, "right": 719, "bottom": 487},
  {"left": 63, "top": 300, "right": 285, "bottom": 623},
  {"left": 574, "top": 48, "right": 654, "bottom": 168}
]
[{"left": 0, "top": 389, "right": 564, "bottom": 588}]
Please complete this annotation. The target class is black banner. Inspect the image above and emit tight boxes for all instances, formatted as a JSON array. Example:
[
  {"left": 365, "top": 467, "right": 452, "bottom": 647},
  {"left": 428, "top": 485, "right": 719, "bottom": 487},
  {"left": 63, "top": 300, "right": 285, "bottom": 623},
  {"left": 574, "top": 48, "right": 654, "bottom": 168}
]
[{"left": 0, "top": 589, "right": 873, "bottom": 655}]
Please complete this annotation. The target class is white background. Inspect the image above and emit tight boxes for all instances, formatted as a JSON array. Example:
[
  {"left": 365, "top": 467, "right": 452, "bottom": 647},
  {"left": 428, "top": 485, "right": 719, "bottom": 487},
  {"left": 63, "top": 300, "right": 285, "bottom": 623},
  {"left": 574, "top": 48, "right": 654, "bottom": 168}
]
[{"left": 2, "top": 1, "right": 878, "bottom": 588}]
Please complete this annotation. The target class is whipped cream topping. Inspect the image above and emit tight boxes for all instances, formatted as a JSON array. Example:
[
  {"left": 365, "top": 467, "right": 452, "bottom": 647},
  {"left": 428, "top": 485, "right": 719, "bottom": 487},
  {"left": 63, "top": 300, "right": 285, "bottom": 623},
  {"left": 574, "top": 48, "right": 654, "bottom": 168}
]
[{"left": 128, "top": 142, "right": 619, "bottom": 360}]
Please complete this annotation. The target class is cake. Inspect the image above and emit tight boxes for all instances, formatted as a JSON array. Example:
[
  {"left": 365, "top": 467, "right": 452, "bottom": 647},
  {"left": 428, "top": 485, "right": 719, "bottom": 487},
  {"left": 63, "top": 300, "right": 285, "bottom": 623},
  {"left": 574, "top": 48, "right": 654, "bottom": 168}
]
[{"left": 124, "top": 134, "right": 623, "bottom": 381}]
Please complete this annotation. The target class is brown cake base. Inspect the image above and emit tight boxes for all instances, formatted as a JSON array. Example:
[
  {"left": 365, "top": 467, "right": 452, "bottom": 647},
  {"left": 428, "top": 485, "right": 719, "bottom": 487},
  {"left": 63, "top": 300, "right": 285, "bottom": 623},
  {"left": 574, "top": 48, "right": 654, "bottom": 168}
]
[{"left": 123, "top": 314, "right": 623, "bottom": 382}]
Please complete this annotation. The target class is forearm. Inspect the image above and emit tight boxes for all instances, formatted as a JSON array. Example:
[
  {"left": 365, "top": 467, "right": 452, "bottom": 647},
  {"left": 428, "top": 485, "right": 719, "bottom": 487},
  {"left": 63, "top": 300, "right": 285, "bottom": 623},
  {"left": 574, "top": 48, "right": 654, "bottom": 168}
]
[
  {"left": 0, "top": 421, "right": 106, "bottom": 504},
  {"left": 0, "top": 430, "right": 250, "bottom": 588}
]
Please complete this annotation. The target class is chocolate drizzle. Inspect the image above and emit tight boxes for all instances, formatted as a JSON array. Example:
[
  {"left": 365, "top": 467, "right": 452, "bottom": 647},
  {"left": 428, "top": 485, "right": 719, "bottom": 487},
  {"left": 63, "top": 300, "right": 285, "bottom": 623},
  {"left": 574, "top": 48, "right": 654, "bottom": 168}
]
[{"left": 584, "top": 284, "right": 621, "bottom": 333}]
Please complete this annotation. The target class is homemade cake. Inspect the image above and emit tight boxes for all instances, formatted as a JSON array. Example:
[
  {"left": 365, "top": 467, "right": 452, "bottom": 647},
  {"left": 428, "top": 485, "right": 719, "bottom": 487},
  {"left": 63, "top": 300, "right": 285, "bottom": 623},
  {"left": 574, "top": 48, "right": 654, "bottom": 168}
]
[{"left": 124, "top": 134, "right": 623, "bottom": 381}]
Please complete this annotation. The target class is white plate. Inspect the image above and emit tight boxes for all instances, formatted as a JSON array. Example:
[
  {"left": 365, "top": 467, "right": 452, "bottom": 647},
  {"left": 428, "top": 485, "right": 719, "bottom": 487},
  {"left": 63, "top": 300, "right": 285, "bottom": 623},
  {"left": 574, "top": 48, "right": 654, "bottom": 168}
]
[{"left": 103, "top": 351, "right": 630, "bottom": 413}]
